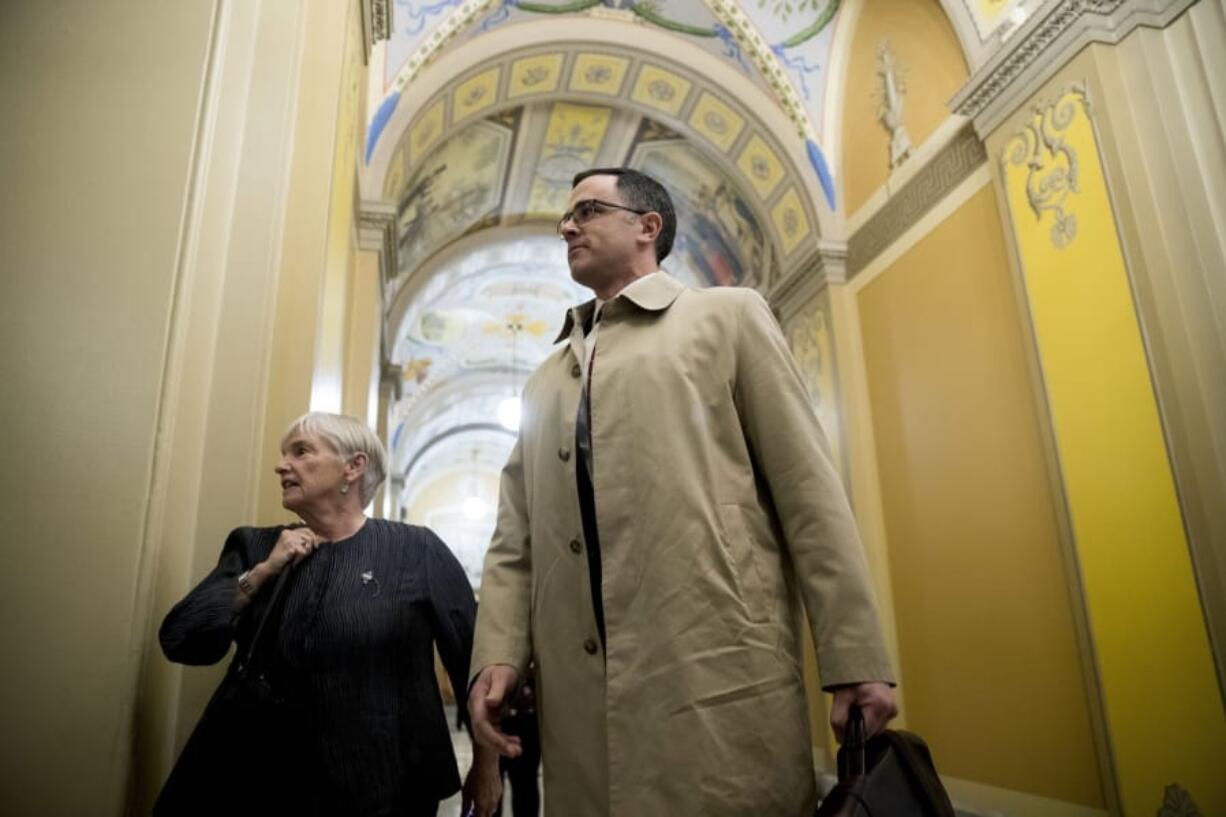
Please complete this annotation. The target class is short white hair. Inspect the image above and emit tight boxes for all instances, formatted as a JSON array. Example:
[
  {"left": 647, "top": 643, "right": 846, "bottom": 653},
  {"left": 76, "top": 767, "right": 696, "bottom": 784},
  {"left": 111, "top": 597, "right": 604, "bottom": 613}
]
[{"left": 281, "top": 412, "right": 388, "bottom": 506}]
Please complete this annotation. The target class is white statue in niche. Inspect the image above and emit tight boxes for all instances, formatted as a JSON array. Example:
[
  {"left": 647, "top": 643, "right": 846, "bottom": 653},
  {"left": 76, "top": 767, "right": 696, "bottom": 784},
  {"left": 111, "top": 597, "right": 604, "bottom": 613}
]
[{"left": 876, "top": 40, "right": 912, "bottom": 170}]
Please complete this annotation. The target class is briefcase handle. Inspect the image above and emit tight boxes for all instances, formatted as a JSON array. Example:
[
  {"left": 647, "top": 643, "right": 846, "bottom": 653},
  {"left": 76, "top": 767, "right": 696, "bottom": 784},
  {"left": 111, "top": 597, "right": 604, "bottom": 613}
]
[{"left": 837, "top": 705, "right": 867, "bottom": 780}]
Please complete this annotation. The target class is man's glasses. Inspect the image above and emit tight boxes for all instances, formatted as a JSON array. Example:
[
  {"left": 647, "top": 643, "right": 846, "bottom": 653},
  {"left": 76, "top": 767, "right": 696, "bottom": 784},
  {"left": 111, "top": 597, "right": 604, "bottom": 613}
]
[{"left": 557, "top": 199, "right": 651, "bottom": 235}]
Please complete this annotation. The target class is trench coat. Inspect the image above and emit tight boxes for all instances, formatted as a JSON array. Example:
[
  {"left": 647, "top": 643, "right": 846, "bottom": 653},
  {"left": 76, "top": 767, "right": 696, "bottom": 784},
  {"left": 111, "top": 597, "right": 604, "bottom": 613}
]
[{"left": 472, "top": 273, "right": 894, "bottom": 817}]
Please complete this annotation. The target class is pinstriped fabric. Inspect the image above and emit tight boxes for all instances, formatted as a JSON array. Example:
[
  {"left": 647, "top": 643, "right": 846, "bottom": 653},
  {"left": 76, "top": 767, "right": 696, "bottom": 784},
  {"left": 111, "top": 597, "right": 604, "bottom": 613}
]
[{"left": 160, "top": 519, "right": 475, "bottom": 816}]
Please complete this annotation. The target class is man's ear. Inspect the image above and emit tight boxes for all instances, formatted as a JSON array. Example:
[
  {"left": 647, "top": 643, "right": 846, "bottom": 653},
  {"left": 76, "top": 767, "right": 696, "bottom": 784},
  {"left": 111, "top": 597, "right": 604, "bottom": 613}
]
[{"left": 639, "top": 211, "right": 663, "bottom": 244}]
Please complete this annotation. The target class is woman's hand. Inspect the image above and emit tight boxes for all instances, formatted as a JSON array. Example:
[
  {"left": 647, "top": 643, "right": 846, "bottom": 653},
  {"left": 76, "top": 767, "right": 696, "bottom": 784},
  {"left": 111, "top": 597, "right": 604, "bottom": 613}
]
[
  {"left": 461, "top": 748, "right": 502, "bottom": 817},
  {"left": 262, "top": 527, "right": 321, "bottom": 575},
  {"left": 232, "top": 527, "right": 321, "bottom": 611}
]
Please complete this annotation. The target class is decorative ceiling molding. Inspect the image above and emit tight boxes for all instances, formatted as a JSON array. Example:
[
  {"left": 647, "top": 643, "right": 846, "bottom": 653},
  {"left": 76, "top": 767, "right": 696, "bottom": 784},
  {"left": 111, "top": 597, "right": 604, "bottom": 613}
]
[
  {"left": 360, "top": 0, "right": 393, "bottom": 64},
  {"left": 374, "top": 48, "right": 820, "bottom": 286},
  {"left": 704, "top": 0, "right": 814, "bottom": 142},
  {"left": 361, "top": 19, "right": 836, "bottom": 236},
  {"left": 950, "top": 0, "right": 1198, "bottom": 139},
  {"left": 846, "top": 122, "right": 986, "bottom": 277}
]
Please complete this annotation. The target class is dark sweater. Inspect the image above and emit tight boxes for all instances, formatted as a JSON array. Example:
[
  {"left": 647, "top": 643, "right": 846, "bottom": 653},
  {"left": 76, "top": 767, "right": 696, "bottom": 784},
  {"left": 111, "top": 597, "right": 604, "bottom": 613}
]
[{"left": 159, "top": 519, "right": 476, "bottom": 816}]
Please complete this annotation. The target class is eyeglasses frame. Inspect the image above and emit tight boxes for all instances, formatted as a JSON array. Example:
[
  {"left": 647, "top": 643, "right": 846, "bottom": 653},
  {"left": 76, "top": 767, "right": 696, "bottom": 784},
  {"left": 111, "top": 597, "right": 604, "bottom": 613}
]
[{"left": 557, "top": 198, "right": 652, "bottom": 235}]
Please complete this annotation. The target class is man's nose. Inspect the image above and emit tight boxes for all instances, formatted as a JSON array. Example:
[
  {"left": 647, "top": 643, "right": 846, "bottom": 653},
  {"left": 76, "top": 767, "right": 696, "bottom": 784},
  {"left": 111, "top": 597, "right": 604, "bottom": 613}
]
[{"left": 560, "top": 220, "right": 580, "bottom": 239}]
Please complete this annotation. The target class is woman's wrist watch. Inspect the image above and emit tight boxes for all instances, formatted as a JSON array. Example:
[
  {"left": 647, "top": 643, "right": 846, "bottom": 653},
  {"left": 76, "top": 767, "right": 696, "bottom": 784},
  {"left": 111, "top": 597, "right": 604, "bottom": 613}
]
[{"left": 237, "top": 569, "right": 256, "bottom": 596}]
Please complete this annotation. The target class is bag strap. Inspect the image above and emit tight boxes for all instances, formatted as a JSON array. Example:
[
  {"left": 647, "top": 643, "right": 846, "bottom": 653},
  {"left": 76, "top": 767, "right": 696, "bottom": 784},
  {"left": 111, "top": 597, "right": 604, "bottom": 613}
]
[{"left": 237, "top": 561, "right": 295, "bottom": 672}]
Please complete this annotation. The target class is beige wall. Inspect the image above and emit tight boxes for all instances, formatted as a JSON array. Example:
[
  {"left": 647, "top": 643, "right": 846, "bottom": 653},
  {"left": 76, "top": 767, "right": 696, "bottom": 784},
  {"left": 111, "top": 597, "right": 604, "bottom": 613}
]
[
  {"left": 256, "top": 0, "right": 356, "bottom": 524},
  {"left": 344, "top": 248, "right": 385, "bottom": 427},
  {"left": 0, "top": 1, "right": 382, "bottom": 814},
  {"left": 0, "top": 2, "right": 216, "bottom": 814},
  {"left": 857, "top": 184, "right": 1105, "bottom": 807},
  {"left": 129, "top": 2, "right": 318, "bottom": 812}
]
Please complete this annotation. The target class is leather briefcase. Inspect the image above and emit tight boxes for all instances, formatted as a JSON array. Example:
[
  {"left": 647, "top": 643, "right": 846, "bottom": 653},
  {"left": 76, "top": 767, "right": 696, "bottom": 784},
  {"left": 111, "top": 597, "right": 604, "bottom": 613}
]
[{"left": 814, "top": 707, "right": 956, "bottom": 817}]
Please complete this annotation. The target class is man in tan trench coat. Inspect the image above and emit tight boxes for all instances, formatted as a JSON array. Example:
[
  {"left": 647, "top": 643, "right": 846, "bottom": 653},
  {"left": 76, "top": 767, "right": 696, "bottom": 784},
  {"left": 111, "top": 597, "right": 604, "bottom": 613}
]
[{"left": 469, "top": 168, "right": 897, "bottom": 817}]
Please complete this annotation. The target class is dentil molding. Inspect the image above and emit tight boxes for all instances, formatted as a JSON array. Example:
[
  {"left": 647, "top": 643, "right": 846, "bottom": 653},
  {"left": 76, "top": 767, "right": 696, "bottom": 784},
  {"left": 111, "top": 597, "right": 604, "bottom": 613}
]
[{"left": 951, "top": 0, "right": 1198, "bottom": 138}]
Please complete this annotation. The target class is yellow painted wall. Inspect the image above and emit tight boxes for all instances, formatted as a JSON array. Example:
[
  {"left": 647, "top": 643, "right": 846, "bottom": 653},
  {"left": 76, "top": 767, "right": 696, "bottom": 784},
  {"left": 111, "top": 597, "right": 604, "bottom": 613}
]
[
  {"left": 841, "top": 0, "right": 968, "bottom": 215},
  {"left": 858, "top": 184, "right": 1104, "bottom": 806},
  {"left": 994, "top": 83, "right": 1226, "bottom": 816},
  {"left": 0, "top": 2, "right": 215, "bottom": 814}
]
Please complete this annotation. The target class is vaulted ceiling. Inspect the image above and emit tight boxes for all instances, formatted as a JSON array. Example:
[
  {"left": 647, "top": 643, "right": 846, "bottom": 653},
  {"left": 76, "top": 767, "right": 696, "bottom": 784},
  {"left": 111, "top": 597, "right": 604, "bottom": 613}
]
[{"left": 358, "top": 0, "right": 1022, "bottom": 582}]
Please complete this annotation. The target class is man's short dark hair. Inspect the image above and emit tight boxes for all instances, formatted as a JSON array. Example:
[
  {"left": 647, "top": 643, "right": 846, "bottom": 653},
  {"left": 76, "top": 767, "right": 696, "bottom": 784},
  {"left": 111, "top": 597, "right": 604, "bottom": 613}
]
[{"left": 572, "top": 167, "right": 676, "bottom": 263}]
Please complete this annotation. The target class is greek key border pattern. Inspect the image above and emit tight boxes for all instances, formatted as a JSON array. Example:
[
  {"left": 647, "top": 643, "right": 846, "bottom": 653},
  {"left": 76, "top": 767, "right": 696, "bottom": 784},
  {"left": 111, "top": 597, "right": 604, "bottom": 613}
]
[{"left": 846, "top": 125, "right": 987, "bottom": 278}]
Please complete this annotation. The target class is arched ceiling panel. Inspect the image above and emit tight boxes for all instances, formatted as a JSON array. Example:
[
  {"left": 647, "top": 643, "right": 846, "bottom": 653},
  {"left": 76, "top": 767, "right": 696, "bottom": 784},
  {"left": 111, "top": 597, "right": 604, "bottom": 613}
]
[
  {"left": 389, "top": 233, "right": 582, "bottom": 412},
  {"left": 366, "top": 16, "right": 840, "bottom": 221},
  {"left": 633, "top": 140, "right": 773, "bottom": 287},
  {"left": 377, "top": 46, "right": 813, "bottom": 286}
]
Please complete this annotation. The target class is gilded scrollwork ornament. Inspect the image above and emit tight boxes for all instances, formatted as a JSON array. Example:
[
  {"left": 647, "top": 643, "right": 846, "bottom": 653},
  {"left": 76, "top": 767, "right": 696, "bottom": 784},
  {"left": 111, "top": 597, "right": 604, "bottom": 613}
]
[{"left": 1003, "top": 86, "right": 1088, "bottom": 249}]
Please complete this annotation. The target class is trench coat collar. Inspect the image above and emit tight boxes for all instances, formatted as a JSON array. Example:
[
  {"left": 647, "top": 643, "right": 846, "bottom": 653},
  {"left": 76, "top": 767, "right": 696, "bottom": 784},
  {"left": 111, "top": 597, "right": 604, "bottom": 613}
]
[{"left": 554, "top": 271, "right": 684, "bottom": 343}]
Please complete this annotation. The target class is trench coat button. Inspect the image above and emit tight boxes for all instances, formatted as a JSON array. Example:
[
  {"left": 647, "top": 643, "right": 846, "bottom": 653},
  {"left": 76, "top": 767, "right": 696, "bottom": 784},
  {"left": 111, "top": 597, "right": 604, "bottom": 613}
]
[
  {"left": 558, "top": 446, "right": 571, "bottom": 462},
  {"left": 571, "top": 362, "right": 581, "bottom": 378},
  {"left": 583, "top": 638, "right": 599, "bottom": 655},
  {"left": 569, "top": 538, "right": 582, "bottom": 554}
]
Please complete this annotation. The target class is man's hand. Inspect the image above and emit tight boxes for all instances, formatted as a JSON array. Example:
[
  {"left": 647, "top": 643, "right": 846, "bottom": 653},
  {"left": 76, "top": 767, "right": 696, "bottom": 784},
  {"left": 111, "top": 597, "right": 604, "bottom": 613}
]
[
  {"left": 468, "top": 664, "right": 523, "bottom": 758},
  {"left": 830, "top": 681, "right": 897, "bottom": 742},
  {"left": 460, "top": 747, "right": 502, "bottom": 817}
]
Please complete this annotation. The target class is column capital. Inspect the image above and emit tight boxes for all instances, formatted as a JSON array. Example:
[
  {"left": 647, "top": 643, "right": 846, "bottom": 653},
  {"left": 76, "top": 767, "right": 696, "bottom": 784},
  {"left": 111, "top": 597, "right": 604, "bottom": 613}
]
[
  {"left": 769, "top": 239, "right": 847, "bottom": 323},
  {"left": 359, "top": 199, "right": 399, "bottom": 288}
]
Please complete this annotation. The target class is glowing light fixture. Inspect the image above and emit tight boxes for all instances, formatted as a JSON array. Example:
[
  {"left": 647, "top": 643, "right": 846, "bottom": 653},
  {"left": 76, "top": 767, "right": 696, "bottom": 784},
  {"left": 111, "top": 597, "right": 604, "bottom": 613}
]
[
  {"left": 497, "top": 396, "right": 521, "bottom": 431},
  {"left": 462, "top": 495, "right": 486, "bottom": 520},
  {"left": 499, "top": 312, "right": 525, "bottom": 431}
]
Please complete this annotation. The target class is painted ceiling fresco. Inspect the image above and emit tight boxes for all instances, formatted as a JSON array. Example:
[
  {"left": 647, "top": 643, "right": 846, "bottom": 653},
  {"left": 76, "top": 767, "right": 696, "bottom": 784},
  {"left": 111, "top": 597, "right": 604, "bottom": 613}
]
[
  {"left": 451, "top": 0, "right": 763, "bottom": 87},
  {"left": 383, "top": 86, "right": 797, "bottom": 299},
  {"left": 373, "top": 8, "right": 857, "bottom": 581},
  {"left": 388, "top": 235, "right": 582, "bottom": 585},
  {"left": 634, "top": 138, "right": 769, "bottom": 288},
  {"left": 391, "top": 234, "right": 583, "bottom": 411},
  {"left": 373, "top": 0, "right": 848, "bottom": 208}
]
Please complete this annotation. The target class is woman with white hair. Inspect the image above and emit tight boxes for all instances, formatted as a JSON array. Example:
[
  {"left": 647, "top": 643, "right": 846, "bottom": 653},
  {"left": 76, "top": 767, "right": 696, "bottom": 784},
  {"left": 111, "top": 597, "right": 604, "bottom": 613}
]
[{"left": 156, "top": 412, "right": 501, "bottom": 817}]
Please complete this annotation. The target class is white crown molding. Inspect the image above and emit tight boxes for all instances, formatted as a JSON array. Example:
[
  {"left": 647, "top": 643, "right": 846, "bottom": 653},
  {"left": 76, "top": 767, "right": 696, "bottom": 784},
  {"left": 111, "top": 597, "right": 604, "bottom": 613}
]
[
  {"left": 360, "top": 0, "right": 392, "bottom": 64},
  {"left": 950, "top": 0, "right": 1198, "bottom": 138}
]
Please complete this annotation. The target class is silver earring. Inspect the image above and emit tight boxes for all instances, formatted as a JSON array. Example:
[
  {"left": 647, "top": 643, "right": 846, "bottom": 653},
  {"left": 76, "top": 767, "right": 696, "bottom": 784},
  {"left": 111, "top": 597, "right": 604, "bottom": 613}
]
[{"left": 340, "top": 482, "right": 350, "bottom": 495}]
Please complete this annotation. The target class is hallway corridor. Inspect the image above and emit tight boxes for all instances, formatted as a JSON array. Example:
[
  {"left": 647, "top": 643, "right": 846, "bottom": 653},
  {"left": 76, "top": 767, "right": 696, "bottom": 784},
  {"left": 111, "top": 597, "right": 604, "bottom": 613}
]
[{"left": 4, "top": 2, "right": 1225, "bottom": 815}]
